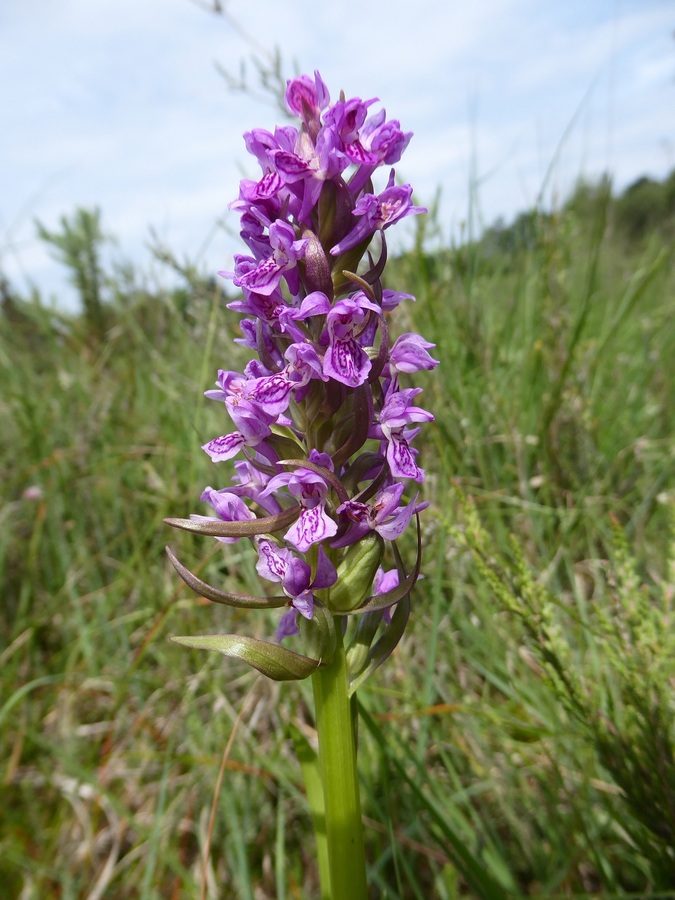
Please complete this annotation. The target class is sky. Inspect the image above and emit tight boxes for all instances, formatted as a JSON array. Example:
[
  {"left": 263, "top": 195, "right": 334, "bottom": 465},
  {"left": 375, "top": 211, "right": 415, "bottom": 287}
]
[{"left": 1, "top": 0, "right": 673, "bottom": 309}]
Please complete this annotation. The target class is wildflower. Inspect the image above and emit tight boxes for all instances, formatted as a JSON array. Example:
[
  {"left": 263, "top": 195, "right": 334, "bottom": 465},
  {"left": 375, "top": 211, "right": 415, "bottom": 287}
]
[
  {"left": 256, "top": 539, "right": 337, "bottom": 638},
  {"left": 22, "top": 485, "right": 44, "bottom": 502},
  {"left": 167, "top": 70, "right": 435, "bottom": 679},
  {"left": 165, "top": 74, "right": 438, "bottom": 900},
  {"left": 330, "top": 170, "right": 426, "bottom": 255}
]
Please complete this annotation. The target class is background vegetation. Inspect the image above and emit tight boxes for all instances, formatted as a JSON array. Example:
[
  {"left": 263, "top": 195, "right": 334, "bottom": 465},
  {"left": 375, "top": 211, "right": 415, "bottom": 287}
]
[{"left": 1, "top": 167, "right": 674, "bottom": 897}]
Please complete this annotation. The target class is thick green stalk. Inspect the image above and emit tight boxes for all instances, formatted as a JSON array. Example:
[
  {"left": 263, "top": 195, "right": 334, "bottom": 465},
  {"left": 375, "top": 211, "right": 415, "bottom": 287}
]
[{"left": 311, "top": 623, "right": 368, "bottom": 899}]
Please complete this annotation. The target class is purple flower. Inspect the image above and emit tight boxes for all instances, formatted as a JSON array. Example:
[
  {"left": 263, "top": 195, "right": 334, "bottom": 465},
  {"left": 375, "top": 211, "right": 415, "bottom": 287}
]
[
  {"left": 388, "top": 333, "right": 440, "bottom": 376},
  {"left": 331, "top": 170, "right": 426, "bottom": 255},
  {"left": 233, "top": 221, "right": 308, "bottom": 297},
  {"left": 193, "top": 487, "right": 256, "bottom": 543},
  {"left": 334, "top": 482, "right": 421, "bottom": 546},
  {"left": 261, "top": 465, "right": 337, "bottom": 552},
  {"left": 227, "top": 461, "right": 281, "bottom": 515},
  {"left": 382, "top": 289, "right": 416, "bottom": 312},
  {"left": 256, "top": 539, "right": 337, "bottom": 639},
  {"left": 285, "top": 70, "right": 330, "bottom": 121},
  {"left": 324, "top": 101, "right": 412, "bottom": 194},
  {"left": 202, "top": 397, "right": 274, "bottom": 462},
  {"left": 373, "top": 566, "right": 400, "bottom": 624},
  {"left": 323, "top": 294, "right": 381, "bottom": 387},
  {"left": 374, "top": 566, "right": 400, "bottom": 595},
  {"left": 203, "top": 369, "right": 247, "bottom": 404},
  {"left": 375, "top": 388, "right": 434, "bottom": 482}
]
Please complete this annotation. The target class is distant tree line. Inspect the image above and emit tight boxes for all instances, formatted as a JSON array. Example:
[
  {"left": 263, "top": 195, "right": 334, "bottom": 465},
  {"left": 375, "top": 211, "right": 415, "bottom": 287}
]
[{"left": 479, "top": 167, "right": 675, "bottom": 260}]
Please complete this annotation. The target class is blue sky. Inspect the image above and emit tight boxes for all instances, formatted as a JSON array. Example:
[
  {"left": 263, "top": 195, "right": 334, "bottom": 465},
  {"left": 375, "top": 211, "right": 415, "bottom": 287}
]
[{"left": 1, "top": 0, "right": 673, "bottom": 308}]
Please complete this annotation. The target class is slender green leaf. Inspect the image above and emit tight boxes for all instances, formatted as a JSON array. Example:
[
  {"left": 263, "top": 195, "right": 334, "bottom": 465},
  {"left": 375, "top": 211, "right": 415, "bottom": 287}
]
[{"left": 171, "top": 634, "right": 322, "bottom": 680}]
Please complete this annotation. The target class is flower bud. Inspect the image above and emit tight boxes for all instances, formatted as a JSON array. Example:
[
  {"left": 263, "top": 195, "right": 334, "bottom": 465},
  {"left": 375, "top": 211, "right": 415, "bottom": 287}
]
[
  {"left": 301, "top": 229, "right": 334, "bottom": 300},
  {"left": 328, "top": 532, "right": 384, "bottom": 612}
]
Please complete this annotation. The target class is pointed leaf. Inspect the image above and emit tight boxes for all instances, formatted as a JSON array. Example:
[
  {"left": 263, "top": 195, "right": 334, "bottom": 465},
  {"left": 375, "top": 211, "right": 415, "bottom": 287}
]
[
  {"left": 165, "top": 546, "right": 287, "bottom": 609},
  {"left": 298, "top": 602, "right": 338, "bottom": 661},
  {"left": 171, "top": 633, "right": 322, "bottom": 680},
  {"left": 287, "top": 722, "right": 331, "bottom": 897},
  {"left": 164, "top": 504, "right": 300, "bottom": 538},
  {"left": 349, "top": 595, "right": 411, "bottom": 695}
]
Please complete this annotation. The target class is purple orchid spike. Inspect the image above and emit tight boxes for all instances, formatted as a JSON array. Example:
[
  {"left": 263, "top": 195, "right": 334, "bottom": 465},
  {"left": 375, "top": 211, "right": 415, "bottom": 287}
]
[{"left": 168, "top": 70, "right": 436, "bottom": 669}]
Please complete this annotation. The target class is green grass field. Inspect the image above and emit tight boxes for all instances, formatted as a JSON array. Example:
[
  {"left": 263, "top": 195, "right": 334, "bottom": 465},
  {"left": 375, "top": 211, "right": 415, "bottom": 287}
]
[{"left": 1, "top": 187, "right": 673, "bottom": 897}]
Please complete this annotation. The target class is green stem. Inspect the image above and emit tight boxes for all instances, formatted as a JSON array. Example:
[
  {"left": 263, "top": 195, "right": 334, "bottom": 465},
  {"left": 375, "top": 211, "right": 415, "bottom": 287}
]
[{"left": 311, "top": 622, "right": 368, "bottom": 900}]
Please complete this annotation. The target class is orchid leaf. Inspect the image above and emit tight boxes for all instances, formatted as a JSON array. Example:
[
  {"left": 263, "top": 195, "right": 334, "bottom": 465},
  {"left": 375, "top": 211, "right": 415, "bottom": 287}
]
[
  {"left": 171, "top": 634, "right": 322, "bottom": 681},
  {"left": 348, "top": 595, "right": 411, "bottom": 695},
  {"left": 287, "top": 722, "right": 330, "bottom": 895},
  {"left": 163, "top": 504, "right": 300, "bottom": 538},
  {"left": 165, "top": 546, "right": 287, "bottom": 609},
  {"left": 298, "top": 602, "right": 338, "bottom": 662}
]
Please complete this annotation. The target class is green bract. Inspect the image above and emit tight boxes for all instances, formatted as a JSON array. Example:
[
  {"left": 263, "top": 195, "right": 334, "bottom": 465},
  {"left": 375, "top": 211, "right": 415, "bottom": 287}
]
[{"left": 328, "top": 533, "right": 384, "bottom": 612}]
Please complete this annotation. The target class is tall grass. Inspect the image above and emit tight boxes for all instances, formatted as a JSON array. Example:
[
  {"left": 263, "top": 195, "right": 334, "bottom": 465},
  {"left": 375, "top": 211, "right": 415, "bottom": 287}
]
[{"left": 1, "top": 196, "right": 673, "bottom": 896}]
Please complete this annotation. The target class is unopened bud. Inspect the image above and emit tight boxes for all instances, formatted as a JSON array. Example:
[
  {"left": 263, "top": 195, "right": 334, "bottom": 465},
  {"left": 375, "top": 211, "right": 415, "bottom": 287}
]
[
  {"left": 301, "top": 229, "right": 334, "bottom": 300},
  {"left": 328, "top": 532, "right": 384, "bottom": 612}
]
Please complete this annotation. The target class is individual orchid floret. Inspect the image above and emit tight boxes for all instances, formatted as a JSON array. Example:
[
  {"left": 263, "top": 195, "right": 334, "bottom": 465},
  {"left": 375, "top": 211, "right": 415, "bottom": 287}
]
[
  {"left": 376, "top": 388, "right": 434, "bottom": 482},
  {"left": 284, "top": 342, "right": 328, "bottom": 387},
  {"left": 261, "top": 464, "right": 337, "bottom": 552},
  {"left": 234, "top": 221, "right": 308, "bottom": 297},
  {"left": 243, "top": 126, "right": 299, "bottom": 173},
  {"left": 330, "top": 170, "right": 426, "bottom": 255},
  {"left": 388, "top": 333, "right": 440, "bottom": 376},
  {"left": 243, "top": 340, "right": 328, "bottom": 418},
  {"left": 244, "top": 371, "right": 297, "bottom": 419},
  {"left": 270, "top": 129, "right": 347, "bottom": 225},
  {"left": 193, "top": 487, "right": 257, "bottom": 543},
  {"left": 322, "top": 96, "right": 380, "bottom": 162},
  {"left": 285, "top": 70, "right": 330, "bottom": 124},
  {"left": 334, "top": 482, "right": 421, "bottom": 546},
  {"left": 330, "top": 104, "right": 413, "bottom": 194},
  {"left": 382, "top": 289, "right": 416, "bottom": 312},
  {"left": 323, "top": 294, "right": 381, "bottom": 387},
  {"left": 227, "top": 460, "right": 281, "bottom": 515},
  {"left": 356, "top": 109, "right": 412, "bottom": 166},
  {"left": 373, "top": 565, "right": 400, "bottom": 624},
  {"left": 202, "top": 397, "right": 274, "bottom": 462},
  {"left": 256, "top": 539, "right": 337, "bottom": 639},
  {"left": 203, "top": 369, "right": 247, "bottom": 403}
]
